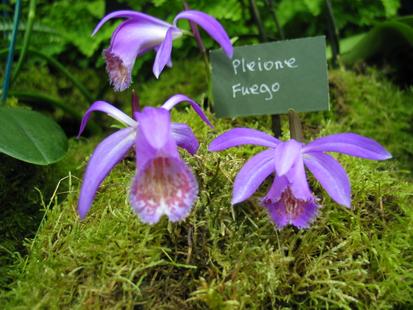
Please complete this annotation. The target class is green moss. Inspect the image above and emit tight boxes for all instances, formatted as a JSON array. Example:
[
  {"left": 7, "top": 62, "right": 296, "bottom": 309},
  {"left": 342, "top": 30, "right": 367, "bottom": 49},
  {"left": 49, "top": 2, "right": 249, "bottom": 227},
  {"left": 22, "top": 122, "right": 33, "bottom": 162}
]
[
  {"left": 328, "top": 68, "right": 413, "bottom": 174},
  {"left": 0, "top": 137, "right": 95, "bottom": 291},
  {"left": 137, "top": 58, "right": 208, "bottom": 106},
  {"left": 1, "top": 67, "right": 412, "bottom": 309}
]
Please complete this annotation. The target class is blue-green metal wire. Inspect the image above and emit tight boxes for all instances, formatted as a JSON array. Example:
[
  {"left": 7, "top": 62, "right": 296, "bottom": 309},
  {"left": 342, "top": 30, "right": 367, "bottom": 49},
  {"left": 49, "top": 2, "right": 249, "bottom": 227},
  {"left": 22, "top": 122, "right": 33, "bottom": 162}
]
[{"left": 1, "top": 0, "right": 21, "bottom": 104}]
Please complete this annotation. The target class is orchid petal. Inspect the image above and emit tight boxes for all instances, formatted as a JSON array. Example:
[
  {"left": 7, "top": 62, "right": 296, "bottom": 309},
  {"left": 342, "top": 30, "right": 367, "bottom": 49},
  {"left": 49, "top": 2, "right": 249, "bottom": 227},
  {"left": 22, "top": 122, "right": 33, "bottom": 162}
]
[
  {"left": 92, "top": 10, "right": 171, "bottom": 36},
  {"left": 304, "top": 152, "right": 351, "bottom": 208},
  {"left": 174, "top": 10, "right": 233, "bottom": 58},
  {"left": 154, "top": 45, "right": 173, "bottom": 67},
  {"left": 134, "top": 107, "right": 180, "bottom": 171},
  {"left": 303, "top": 133, "right": 392, "bottom": 160},
  {"left": 171, "top": 123, "right": 199, "bottom": 155},
  {"left": 78, "top": 101, "right": 136, "bottom": 137},
  {"left": 261, "top": 175, "right": 288, "bottom": 206},
  {"left": 274, "top": 139, "right": 302, "bottom": 176},
  {"left": 161, "top": 94, "right": 213, "bottom": 128},
  {"left": 153, "top": 27, "right": 174, "bottom": 78},
  {"left": 135, "top": 107, "right": 170, "bottom": 150},
  {"left": 286, "top": 157, "right": 312, "bottom": 201},
  {"left": 130, "top": 157, "right": 198, "bottom": 224},
  {"left": 232, "top": 149, "right": 275, "bottom": 204},
  {"left": 78, "top": 127, "right": 135, "bottom": 219},
  {"left": 208, "top": 128, "right": 280, "bottom": 152}
]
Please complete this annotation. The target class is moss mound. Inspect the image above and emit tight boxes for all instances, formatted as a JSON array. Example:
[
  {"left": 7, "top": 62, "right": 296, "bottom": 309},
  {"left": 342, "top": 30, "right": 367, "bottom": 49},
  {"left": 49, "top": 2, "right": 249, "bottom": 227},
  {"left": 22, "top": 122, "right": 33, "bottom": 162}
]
[{"left": 1, "top": 65, "right": 412, "bottom": 309}]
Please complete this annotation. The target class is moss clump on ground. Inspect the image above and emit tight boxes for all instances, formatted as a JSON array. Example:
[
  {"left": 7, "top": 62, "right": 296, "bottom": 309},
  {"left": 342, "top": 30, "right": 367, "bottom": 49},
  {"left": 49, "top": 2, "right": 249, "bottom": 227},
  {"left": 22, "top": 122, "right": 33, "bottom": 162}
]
[
  {"left": 328, "top": 68, "right": 413, "bottom": 174},
  {"left": 0, "top": 137, "right": 97, "bottom": 291},
  {"left": 1, "top": 65, "right": 412, "bottom": 309}
]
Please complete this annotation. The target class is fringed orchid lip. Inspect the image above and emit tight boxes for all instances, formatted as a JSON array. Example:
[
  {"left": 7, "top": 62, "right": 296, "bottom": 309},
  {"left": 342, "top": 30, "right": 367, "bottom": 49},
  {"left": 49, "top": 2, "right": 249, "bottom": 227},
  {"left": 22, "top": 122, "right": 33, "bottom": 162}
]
[
  {"left": 93, "top": 9, "right": 233, "bottom": 91},
  {"left": 261, "top": 175, "right": 318, "bottom": 229},
  {"left": 77, "top": 94, "right": 211, "bottom": 223},
  {"left": 104, "top": 49, "right": 131, "bottom": 92},
  {"left": 130, "top": 157, "right": 198, "bottom": 224},
  {"left": 208, "top": 128, "right": 391, "bottom": 229},
  {"left": 264, "top": 188, "right": 318, "bottom": 229}
]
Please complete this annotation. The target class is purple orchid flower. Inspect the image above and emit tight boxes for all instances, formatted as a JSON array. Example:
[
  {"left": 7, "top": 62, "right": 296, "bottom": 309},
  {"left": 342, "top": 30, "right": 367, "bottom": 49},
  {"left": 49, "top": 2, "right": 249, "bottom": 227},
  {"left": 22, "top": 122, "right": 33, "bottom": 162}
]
[
  {"left": 93, "top": 10, "right": 233, "bottom": 91},
  {"left": 209, "top": 128, "right": 391, "bottom": 229},
  {"left": 78, "top": 94, "right": 212, "bottom": 224}
]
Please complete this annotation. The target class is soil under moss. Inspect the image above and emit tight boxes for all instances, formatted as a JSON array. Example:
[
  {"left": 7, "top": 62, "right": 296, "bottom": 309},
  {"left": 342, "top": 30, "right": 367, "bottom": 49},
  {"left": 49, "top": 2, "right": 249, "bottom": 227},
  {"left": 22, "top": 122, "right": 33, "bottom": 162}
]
[{"left": 0, "top": 64, "right": 412, "bottom": 309}]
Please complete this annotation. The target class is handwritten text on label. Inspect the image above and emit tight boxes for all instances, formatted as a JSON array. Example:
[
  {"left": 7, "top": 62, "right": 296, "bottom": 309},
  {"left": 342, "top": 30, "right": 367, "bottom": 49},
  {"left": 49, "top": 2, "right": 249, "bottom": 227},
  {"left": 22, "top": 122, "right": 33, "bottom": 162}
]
[{"left": 232, "top": 57, "right": 298, "bottom": 75}]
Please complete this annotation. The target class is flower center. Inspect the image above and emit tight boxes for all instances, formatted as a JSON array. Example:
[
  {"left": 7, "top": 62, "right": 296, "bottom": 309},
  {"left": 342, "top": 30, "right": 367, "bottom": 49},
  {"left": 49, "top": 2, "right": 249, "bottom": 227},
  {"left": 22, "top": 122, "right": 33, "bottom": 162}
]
[{"left": 281, "top": 188, "right": 306, "bottom": 217}]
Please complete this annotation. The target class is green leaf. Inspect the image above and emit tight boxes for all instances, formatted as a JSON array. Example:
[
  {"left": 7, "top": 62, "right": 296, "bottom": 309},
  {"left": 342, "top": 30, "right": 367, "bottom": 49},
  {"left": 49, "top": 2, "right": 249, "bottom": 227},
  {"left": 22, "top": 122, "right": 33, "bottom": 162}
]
[
  {"left": 326, "top": 33, "right": 365, "bottom": 59},
  {"left": 303, "top": 0, "right": 323, "bottom": 16},
  {"left": 152, "top": 0, "right": 167, "bottom": 7},
  {"left": 0, "top": 107, "right": 68, "bottom": 165},
  {"left": 326, "top": 16, "right": 413, "bottom": 63},
  {"left": 341, "top": 19, "right": 413, "bottom": 65},
  {"left": 380, "top": 0, "right": 400, "bottom": 18}
]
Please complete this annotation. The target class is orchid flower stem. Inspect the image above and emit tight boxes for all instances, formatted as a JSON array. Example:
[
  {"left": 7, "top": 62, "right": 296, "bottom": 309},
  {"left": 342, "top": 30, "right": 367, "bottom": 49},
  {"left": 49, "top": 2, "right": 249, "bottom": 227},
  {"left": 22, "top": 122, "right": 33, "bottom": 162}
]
[
  {"left": 325, "top": 0, "right": 340, "bottom": 68},
  {"left": 131, "top": 89, "right": 140, "bottom": 115},
  {"left": 183, "top": 2, "right": 206, "bottom": 53},
  {"left": 271, "top": 115, "right": 282, "bottom": 137},
  {"left": 203, "top": 54, "right": 213, "bottom": 112},
  {"left": 249, "top": 0, "right": 267, "bottom": 42},
  {"left": 266, "top": 0, "right": 284, "bottom": 138},
  {"left": 266, "top": 0, "right": 285, "bottom": 40},
  {"left": 11, "top": 0, "right": 36, "bottom": 84},
  {"left": 288, "top": 109, "right": 304, "bottom": 142},
  {"left": 183, "top": 2, "right": 211, "bottom": 97},
  {"left": 0, "top": 47, "right": 95, "bottom": 103},
  {"left": 1, "top": 0, "right": 21, "bottom": 105}
]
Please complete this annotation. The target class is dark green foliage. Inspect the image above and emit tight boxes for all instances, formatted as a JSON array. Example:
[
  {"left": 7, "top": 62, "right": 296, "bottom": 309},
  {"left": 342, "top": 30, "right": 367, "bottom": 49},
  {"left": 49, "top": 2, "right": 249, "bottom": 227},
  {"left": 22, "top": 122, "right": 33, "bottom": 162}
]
[
  {"left": 1, "top": 66, "right": 412, "bottom": 308},
  {"left": 328, "top": 16, "right": 413, "bottom": 86},
  {"left": 27, "top": 0, "right": 113, "bottom": 57},
  {"left": 273, "top": 0, "right": 401, "bottom": 38},
  {"left": 2, "top": 53, "right": 103, "bottom": 136},
  {"left": 336, "top": 16, "right": 413, "bottom": 64},
  {"left": 7, "top": 0, "right": 401, "bottom": 63}
]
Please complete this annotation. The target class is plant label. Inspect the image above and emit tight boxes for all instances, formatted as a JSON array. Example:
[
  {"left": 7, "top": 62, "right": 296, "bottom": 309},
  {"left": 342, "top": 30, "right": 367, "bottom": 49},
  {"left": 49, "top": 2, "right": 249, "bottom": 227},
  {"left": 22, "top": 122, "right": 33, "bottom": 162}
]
[{"left": 210, "top": 36, "right": 329, "bottom": 117}]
